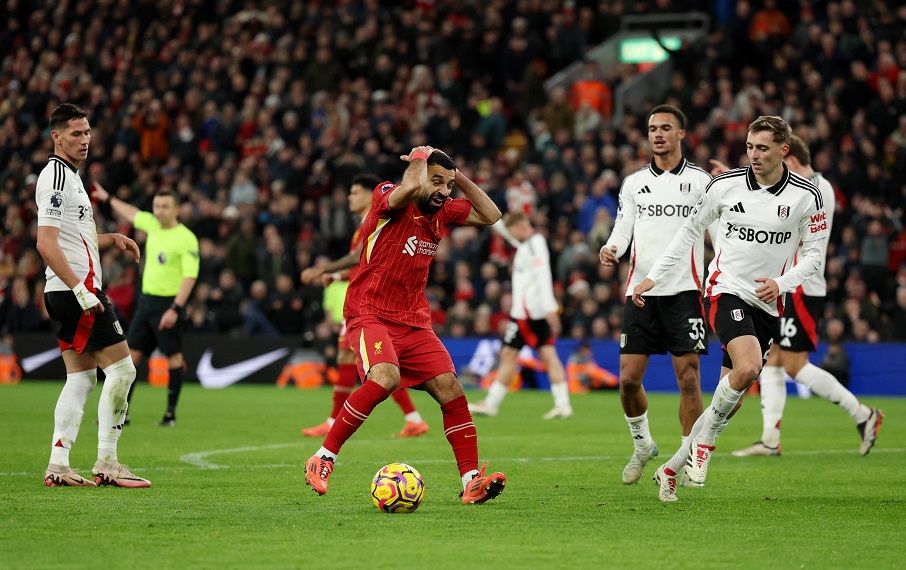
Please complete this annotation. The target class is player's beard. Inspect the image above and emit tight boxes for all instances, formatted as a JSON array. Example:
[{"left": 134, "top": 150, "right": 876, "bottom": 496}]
[{"left": 419, "top": 192, "right": 445, "bottom": 215}]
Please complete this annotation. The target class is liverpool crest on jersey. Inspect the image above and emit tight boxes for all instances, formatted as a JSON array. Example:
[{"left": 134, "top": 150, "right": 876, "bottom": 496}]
[{"left": 777, "top": 205, "right": 790, "bottom": 219}]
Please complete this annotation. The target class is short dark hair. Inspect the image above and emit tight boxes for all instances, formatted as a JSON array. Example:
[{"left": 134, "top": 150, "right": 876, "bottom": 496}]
[
  {"left": 351, "top": 173, "right": 381, "bottom": 191},
  {"left": 154, "top": 190, "right": 179, "bottom": 204},
  {"left": 787, "top": 134, "right": 811, "bottom": 166},
  {"left": 50, "top": 103, "right": 88, "bottom": 131},
  {"left": 748, "top": 115, "right": 791, "bottom": 145},
  {"left": 648, "top": 104, "right": 687, "bottom": 130},
  {"left": 427, "top": 149, "right": 455, "bottom": 171}
]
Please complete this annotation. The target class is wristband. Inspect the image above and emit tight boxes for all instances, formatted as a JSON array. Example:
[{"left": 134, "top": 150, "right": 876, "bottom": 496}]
[
  {"left": 72, "top": 282, "right": 101, "bottom": 311},
  {"left": 410, "top": 151, "right": 429, "bottom": 162},
  {"left": 170, "top": 304, "right": 183, "bottom": 315}
]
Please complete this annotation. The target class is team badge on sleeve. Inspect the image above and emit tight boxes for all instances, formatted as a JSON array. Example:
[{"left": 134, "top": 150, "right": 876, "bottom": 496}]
[
  {"left": 777, "top": 205, "right": 790, "bottom": 219},
  {"left": 380, "top": 183, "right": 394, "bottom": 194},
  {"left": 731, "top": 309, "right": 744, "bottom": 322}
]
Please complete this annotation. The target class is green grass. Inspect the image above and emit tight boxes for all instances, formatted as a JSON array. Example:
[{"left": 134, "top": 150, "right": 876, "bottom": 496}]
[{"left": 1, "top": 382, "right": 903, "bottom": 569}]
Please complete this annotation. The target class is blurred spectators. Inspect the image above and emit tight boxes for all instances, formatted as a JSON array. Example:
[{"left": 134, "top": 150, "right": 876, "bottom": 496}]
[{"left": 1, "top": 0, "right": 904, "bottom": 347}]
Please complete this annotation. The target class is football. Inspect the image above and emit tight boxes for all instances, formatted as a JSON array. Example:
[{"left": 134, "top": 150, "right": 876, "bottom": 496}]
[{"left": 370, "top": 462, "right": 426, "bottom": 513}]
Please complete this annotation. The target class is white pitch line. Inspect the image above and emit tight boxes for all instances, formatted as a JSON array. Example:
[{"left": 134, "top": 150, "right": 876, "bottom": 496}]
[
  {"left": 178, "top": 445, "right": 906, "bottom": 470},
  {"left": 180, "top": 442, "right": 303, "bottom": 469},
  {"left": 2, "top": 447, "right": 903, "bottom": 477}
]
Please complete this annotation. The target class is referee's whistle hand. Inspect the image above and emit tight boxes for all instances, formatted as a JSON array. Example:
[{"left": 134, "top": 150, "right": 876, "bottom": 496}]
[{"left": 632, "top": 278, "right": 655, "bottom": 308}]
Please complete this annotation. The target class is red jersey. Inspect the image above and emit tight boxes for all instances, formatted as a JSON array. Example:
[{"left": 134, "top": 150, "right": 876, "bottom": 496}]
[{"left": 344, "top": 181, "right": 472, "bottom": 328}]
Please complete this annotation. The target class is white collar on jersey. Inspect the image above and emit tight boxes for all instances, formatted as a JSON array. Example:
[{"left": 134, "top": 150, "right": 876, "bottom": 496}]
[
  {"left": 745, "top": 162, "right": 790, "bottom": 196},
  {"left": 648, "top": 157, "right": 687, "bottom": 177}
]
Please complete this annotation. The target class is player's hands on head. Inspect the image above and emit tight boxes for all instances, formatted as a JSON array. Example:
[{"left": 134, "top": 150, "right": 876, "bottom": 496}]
[
  {"left": 91, "top": 182, "right": 110, "bottom": 203},
  {"left": 709, "top": 159, "right": 730, "bottom": 176},
  {"left": 400, "top": 145, "right": 434, "bottom": 162},
  {"left": 632, "top": 278, "right": 655, "bottom": 308},
  {"left": 599, "top": 245, "right": 618, "bottom": 266},
  {"left": 754, "top": 278, "right": 780, "bottom": 303}
]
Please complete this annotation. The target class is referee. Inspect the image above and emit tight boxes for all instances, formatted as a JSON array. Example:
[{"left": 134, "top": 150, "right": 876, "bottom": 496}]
[{"left": 93, "top": 184, "right": 199, "bottom": 426}]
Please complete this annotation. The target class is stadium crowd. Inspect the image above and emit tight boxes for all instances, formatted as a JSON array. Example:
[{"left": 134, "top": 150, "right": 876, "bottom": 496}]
[{"left": 1, "top": 0, "right": 905, "bottom": 351}]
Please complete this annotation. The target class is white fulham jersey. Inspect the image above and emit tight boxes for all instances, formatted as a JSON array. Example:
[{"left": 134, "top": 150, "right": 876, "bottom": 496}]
[
  {"left": 605, "top": 158, "right": 712, "bottom": 296},
  {"left": 35, "top": 155, "right": 103, "bottom": 292},
  {"left": 493, "top": 223, "right": 559, "bottom": 320},
  {"left": 797, "top": 172, "right": 835, "bottom": 297},
  {"left": 648, "top": 164, "right": 830, "bottom": 317}
]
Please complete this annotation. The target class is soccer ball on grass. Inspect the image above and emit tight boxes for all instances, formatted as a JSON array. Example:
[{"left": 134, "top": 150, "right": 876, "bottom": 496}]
[{"left": 370, "top": 462, "right": 425, "bottom": 513}]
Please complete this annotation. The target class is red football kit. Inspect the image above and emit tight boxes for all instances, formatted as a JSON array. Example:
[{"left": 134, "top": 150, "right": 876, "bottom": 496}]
[
  {"left": 316, "top": 179, "right": 488, "bottom": 485},
  {"left": 344, "top": 181, "right": 472, "bottom": 386}
]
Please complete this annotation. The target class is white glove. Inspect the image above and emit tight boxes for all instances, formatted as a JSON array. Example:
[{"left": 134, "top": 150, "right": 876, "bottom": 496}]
[{"left": 72, "top": 282, "right": 101, "bottom": 311}]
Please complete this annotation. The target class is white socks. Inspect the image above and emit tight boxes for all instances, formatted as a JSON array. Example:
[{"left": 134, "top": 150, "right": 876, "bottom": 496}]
[
  {"left": 484, "top": 381, "right": 508, "bottom": 411},
  {"left": 795, "top": 363, "right": 870, "bottom": 423},
  {"left": 315, "top": 447, "right": 337, "bottom": 461},
  {"left": 404, "top": 411, "right": 424, "bottom": 423},
  {"left": 97, "top": 356, "right": 136, "bottom": 464},
  {"left": 550, "top": 382, "right": 571, "bottom": 410},
  {"left": 49, "top": 369, "right": 97, "bottom": 466},
  {"left": 759, "top": 366, "right": 786, "bottom": 447},
  {"left": 698, "top": 375, "right": 744, "bottom": 445},
  {"left": 666, "top": 412, "right": 706, "bottom": 473},
  {"left": 625, "top": 411, "right": 653, "bottom": 449},
  {"left": 461, "top": 469, "right": 479, "bottom": 490}
]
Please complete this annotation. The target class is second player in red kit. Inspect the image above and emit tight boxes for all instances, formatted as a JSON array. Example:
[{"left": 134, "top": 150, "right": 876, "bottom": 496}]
[{"left": 305, "top": 146, "right": 508, "bottom": 504}]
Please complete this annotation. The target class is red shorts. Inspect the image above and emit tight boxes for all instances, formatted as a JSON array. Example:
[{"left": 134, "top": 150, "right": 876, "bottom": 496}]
[{"left": 347, "top": 315, "right": 455, "bottom": 388}]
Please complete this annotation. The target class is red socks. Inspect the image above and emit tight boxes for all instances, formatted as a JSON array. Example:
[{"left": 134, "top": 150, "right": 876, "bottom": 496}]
[
  {"left": 323, "top": 380, "right": 390, "bottom": 454},
  {"left": 390, "top": 388, "right": 416, "bottom": 415},
  {"left": 330, "top": 364, "right": 358, "bottom": 419},
  {"left": 441, "top": 396, "right": 478, "bottom": 476}
]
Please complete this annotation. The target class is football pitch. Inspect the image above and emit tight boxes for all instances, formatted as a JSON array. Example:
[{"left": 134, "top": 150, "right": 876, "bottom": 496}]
[{"left": 1, "top": 382, "right": 903, "bottom": 569}]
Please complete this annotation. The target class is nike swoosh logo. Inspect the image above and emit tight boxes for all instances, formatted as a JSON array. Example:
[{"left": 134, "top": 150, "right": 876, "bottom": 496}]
[
  {"left": 413, "top": 216, "right": 424, "bottom": 220},
  {"left": 343, "top": 418, "right": 355, "bottom": 425},
  {"left": 21, "top": 348, "right": 62, "bottom": 373},
  {"left": 196, "top": 348, "right": 290, "bottom": 388},
  {"left": 465, "top": 434, "right": 476, "bottom": 438}
]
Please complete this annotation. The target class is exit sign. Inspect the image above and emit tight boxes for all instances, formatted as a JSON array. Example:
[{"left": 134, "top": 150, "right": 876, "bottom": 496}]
[{"left": 619, "top": 36, "right": 682, "bottom": 64}]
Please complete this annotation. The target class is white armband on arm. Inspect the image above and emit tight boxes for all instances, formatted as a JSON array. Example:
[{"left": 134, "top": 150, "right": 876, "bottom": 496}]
[{"left": 71, "top": 282, "right": 101, "bottom": 310}]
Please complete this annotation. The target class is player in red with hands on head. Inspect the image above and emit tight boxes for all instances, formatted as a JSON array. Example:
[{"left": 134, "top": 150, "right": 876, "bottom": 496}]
[
  {"left": 304, "top": 146, "right": 508, "bottom": 504},
  {"left": 299, "top": 173, "right": 429, "bottom": 439}
]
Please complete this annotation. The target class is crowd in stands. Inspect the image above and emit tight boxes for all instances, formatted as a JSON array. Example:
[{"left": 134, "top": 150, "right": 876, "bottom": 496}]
[{"left": 2, "top": 0, "right": 905, "bottom": 351}]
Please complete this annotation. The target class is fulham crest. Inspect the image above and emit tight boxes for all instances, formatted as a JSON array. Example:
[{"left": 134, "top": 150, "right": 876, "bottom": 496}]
[
  {"left": 777, "top": 205, "right": 790, "bottom": 220},
  {"left": 731, "top": 309, "right": 744, "bottom": 322}
]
